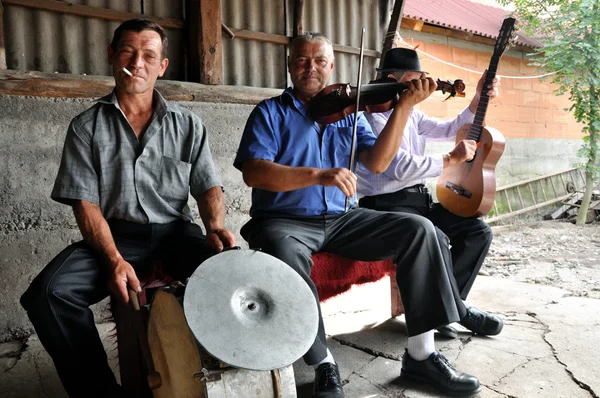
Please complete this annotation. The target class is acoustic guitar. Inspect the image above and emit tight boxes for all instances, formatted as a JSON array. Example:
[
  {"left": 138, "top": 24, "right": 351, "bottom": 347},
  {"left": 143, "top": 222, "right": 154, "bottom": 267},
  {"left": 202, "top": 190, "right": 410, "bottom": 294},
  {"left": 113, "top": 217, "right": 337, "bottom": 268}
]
[{"left": 436, "top": 17, "right": 516, "bottom": 218}]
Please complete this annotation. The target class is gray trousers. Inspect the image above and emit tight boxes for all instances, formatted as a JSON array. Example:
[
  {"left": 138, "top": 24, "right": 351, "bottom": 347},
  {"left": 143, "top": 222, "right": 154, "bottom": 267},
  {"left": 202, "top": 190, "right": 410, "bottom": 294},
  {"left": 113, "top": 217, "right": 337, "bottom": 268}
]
[
  {"left": 20, "top": 220, "right": 214, "bottom": 398},
  {"left": 359, "top": 189, "right": 493, "bottom": 299},
  {"left": 241, "top": 208, "right": 467, "bottom": 365}
]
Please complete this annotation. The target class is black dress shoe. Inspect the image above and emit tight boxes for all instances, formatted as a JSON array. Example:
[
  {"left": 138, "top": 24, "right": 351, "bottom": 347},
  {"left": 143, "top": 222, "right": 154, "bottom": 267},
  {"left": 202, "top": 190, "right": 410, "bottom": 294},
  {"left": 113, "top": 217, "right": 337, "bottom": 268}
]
[
  {"left": 314, "top": 362, "right": 345, "bottom": 398},
  {"left": 436, "top": 324, "right": 458, "bottom": 339},
  {"left": 461, "top": 306, "right": 504, "bottom": 336},
  {"left": 402, "top": 350, "right": 481, "bottom": 396}
]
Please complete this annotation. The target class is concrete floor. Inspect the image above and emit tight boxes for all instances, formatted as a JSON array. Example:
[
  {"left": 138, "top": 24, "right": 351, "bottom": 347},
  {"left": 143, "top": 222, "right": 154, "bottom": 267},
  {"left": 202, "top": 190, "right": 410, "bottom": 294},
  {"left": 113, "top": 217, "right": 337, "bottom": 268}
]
[{"left": 1, "top": 274, "right": 599, "bottom": 397}]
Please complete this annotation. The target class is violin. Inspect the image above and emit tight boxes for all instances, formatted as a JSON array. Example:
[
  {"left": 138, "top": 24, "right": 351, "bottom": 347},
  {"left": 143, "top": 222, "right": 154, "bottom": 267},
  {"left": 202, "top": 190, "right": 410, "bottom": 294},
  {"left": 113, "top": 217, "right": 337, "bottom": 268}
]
[{"left": 309, "top": 77, "right": 466, "bottom": 124}]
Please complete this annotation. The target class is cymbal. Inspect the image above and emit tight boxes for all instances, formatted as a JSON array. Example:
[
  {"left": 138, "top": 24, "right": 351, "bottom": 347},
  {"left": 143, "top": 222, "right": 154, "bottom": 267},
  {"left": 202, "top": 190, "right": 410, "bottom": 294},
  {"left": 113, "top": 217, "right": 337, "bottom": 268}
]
[{"left": 183, "top": 249, "right": 319, "bottom": 371}]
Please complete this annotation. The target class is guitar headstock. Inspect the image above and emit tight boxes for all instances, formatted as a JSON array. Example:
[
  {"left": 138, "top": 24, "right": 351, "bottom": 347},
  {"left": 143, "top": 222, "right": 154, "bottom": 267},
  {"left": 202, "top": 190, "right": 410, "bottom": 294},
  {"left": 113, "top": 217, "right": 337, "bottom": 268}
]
[{"left": 494, "top": 17, "right": 517, "bottom": 58}]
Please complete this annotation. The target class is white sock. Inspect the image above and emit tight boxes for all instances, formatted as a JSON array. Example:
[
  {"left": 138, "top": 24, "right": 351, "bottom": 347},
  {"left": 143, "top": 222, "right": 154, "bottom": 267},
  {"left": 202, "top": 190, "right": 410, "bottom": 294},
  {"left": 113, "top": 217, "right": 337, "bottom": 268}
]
[
  {"left": 313, "top": 349, "right": 335, "bottom": 369},
  {"left": 407, "top": 330, "right": 435, "bottom": 361}
]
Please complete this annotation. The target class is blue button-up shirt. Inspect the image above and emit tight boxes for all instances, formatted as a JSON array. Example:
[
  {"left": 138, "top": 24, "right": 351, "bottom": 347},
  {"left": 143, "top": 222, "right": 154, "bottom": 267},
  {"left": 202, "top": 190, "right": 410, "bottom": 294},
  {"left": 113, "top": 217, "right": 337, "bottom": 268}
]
[{"left": 234, "top": 87, "right": 376, "bottom": 217}]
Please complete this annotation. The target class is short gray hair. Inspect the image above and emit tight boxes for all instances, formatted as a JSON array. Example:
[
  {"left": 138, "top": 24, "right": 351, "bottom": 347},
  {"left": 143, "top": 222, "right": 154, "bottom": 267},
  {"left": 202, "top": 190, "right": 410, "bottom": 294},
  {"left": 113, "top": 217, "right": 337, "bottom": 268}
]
[{"left": 289, "top": 32, "right": 333, "bottom": 58}]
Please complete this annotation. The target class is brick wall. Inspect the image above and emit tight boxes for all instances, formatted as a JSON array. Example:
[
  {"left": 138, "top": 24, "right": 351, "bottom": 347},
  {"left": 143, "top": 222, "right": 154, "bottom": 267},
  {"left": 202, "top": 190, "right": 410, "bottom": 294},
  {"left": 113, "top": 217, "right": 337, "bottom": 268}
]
[{"left": 403, "top": 41, "right": 583, "bottom": 140}]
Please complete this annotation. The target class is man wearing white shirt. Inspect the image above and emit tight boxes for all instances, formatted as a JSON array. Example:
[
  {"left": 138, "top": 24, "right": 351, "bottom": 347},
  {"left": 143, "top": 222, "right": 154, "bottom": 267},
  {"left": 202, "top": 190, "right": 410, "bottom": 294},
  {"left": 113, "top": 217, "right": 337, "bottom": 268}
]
[{"left": 358, "top": 48, "right": 503, "bottom": 339}]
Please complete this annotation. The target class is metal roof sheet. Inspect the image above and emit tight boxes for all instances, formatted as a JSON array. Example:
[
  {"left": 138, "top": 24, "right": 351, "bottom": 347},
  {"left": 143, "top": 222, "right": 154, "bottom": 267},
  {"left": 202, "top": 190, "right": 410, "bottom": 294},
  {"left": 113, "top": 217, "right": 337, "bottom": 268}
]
[{"left": 404, "top": 0, "right": 541, "bottom": 48}]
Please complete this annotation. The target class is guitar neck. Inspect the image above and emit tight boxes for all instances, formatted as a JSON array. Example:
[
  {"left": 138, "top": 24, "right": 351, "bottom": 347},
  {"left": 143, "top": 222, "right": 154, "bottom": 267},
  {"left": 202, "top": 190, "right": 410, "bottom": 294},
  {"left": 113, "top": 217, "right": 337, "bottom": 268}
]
[{"left": 468, "top": 59, "right": 499, "bottom": 141}]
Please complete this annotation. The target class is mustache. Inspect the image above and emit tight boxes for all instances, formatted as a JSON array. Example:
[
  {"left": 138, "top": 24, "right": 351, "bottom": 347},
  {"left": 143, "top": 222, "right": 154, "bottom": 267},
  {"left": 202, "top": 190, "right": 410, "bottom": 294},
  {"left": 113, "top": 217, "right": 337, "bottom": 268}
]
[{"left": 301, "top": 73, "right": 321, "bottom": 80}]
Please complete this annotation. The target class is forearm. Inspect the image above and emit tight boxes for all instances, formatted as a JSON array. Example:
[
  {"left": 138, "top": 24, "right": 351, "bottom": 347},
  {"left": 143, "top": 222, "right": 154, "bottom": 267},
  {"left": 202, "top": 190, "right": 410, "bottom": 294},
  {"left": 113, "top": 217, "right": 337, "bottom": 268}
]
[
  {"left": 197, "top": 186, "right": 227, "bottom": 232},
  {"left": 72, "top": 200, "right": 121, "bottom": 268},
  {"left": 242, "top": 159, "right": 321, "bottom": 192},
  {"left": 360, "top": 104, "right": 412, "bottom": 173}
]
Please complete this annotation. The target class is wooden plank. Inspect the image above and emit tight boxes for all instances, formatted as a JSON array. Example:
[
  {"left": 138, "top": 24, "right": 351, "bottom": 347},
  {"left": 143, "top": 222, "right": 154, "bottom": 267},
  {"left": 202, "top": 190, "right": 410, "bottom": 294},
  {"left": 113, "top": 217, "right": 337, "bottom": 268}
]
[
  {"left": 496, "top": 167, "right": 579, "bottom": 190},
  {"left": 516, "top": 186, "right": 525, "bottom": 209},
  {"left": 293, "top": 0, "right": 304, "bottom": 37},
  {"left": 402, "top": 18, "right": 424, "bottom": 32},
  {"left": 227, "top": 28, "right": 380, "bottom": 58},
  {"left": 0, "top": 0, "right": 6, "bottom": 70},
  {"left": 198, "top": 0, "right": 222, "bottom": 85},
  {"left": 2, "top": 0, "right": 184, "bottom": 29},
  {"left": 186, "top": 0, "right": 223, "bottom": 84},
  {"left": 486, "top": 194, "right": 572, "bottom": 223},
  {"left": 379, "top": 0, "right": 406, "bottom": 70},
  {"left": 0, "top": 69, "right": 282, "bottom": 104}
]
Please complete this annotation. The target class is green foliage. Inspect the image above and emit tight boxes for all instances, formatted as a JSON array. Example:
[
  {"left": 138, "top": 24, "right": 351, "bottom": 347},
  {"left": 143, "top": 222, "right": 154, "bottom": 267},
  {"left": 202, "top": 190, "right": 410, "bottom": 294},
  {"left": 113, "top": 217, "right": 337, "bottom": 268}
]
[{"left": 498, "top": 0, "right": 600, "bottom": 180}]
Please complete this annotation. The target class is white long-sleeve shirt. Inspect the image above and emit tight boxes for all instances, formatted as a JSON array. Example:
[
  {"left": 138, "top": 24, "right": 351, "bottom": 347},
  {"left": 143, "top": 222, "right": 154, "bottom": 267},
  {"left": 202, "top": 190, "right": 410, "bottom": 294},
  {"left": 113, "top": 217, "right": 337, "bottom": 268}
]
[{"left": 357, "top": 107, "right": 475, "bottom": 198}]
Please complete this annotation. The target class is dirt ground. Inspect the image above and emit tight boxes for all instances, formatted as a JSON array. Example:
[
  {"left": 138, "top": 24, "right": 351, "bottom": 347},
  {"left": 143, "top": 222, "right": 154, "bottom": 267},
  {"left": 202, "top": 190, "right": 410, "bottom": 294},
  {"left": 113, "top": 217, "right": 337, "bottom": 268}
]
[{"left": 483, "top": 219, "right": 600, "bottom": 299}]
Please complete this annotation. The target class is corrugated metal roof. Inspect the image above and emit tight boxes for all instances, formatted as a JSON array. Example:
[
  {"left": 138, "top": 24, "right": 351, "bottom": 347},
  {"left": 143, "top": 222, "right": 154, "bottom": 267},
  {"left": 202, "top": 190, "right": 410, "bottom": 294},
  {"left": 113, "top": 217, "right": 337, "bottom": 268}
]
[{"left": 403, "top": 0, "right": 541, "bottom": 48}]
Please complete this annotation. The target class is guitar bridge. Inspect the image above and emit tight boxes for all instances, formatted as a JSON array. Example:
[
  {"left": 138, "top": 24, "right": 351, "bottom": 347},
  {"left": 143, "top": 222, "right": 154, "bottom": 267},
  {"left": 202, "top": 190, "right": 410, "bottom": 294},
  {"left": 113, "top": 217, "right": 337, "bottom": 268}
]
[{"left": 445, "top": 182, "right": 472, "bottom": 199}]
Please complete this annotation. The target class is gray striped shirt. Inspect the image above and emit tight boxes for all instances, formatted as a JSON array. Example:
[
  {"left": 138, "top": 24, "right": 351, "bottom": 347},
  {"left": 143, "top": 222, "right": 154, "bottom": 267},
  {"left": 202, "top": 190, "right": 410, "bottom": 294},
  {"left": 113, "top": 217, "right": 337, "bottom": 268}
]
[{"left": 51, "top": 90, "right": 222, "bottom": 224}]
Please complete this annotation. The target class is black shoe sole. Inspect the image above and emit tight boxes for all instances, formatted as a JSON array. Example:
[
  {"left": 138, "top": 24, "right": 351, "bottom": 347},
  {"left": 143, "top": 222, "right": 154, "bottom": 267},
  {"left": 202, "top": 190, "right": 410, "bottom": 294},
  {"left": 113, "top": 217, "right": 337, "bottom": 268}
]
[{"left": 401, "top": 369, "right": 482, "bottom": 397}]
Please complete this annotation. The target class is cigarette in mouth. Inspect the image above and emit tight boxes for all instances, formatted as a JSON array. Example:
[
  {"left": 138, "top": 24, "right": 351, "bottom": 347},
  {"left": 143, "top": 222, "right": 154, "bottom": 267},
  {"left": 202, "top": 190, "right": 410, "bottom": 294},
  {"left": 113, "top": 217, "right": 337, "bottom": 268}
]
[{"left": 122, "top": 67, "right": 133, "bottom": 76}]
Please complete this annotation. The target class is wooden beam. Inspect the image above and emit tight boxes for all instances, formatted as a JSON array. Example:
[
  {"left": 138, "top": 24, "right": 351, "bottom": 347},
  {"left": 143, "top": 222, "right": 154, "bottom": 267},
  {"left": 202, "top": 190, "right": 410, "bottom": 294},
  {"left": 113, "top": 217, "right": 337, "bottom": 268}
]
[
  {"left": 293, "top": 0, "right": 304, "bottom": 37},
  {"left": 186, "top": 0, "right": 223, "bottom": 85},
  {"left": 378, "top": 0, "right": 406, "bottom": 69},
  {"left": 198, "top": 0, "right": 222, "bottom": 85},
  {"left": 0, "top": 1, "right": 6, "bottom": 70},
  {"left": 0, "top": 70, "right": 282, "bottom": 104},
  {"left": 226, "top": 29, "right": 380, "bottom": 58},
  {"left": 402, "top": 18, "right": 424, "bottom": 32},
  {"left": 2, "top": 0, "right": 184, "bottom": 29}
]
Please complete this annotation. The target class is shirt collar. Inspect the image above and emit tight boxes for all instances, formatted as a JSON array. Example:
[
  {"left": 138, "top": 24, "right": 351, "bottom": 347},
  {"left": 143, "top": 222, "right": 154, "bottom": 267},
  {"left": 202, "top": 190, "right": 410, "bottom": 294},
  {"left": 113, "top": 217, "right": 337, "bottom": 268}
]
[
  {"left": 281, "top": 86, "right": 313, "bottom": 119},
  {"left": 96, "top": 88, "right": 181, "bottom": 118}
]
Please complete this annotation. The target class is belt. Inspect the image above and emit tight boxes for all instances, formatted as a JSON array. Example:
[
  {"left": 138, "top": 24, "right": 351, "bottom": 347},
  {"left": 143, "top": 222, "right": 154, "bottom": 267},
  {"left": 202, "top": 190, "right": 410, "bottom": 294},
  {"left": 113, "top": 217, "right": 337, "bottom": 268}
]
[
  {"left": 400, "top": 184, "right": 428, "bottom": 194},
  {"left": 359, "top": 185, "right": 430, "bottom": 210}
]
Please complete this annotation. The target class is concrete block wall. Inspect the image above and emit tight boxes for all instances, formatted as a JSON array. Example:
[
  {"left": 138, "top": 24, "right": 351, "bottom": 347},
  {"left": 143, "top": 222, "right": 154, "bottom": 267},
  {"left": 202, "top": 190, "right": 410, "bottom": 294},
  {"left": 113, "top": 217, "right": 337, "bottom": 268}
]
[{"left": 0, "top": 95, "right": 255, "bottom": 342}]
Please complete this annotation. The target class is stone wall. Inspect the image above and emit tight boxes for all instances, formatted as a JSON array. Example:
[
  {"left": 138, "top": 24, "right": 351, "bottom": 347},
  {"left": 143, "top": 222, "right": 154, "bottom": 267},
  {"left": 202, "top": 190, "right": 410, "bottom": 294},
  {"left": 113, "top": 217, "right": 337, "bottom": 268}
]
[{"left": 0, "top": 88, "right": 584, "bottom": 341}]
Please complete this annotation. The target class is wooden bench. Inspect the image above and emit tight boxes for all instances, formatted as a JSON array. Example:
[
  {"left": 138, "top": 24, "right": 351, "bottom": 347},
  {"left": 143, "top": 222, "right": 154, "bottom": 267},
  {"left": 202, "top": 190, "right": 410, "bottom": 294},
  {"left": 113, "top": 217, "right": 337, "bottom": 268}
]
[{"left": 112, "top": 253, "right": 403, "bottom": 396}]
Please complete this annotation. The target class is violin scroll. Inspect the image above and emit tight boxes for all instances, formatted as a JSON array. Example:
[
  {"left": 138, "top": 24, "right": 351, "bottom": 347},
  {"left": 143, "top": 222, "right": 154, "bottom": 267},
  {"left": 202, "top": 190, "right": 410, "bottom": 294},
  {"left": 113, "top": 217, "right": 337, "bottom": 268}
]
[{"left": 309, "top": 77, "right": 467, "bottom": 124}]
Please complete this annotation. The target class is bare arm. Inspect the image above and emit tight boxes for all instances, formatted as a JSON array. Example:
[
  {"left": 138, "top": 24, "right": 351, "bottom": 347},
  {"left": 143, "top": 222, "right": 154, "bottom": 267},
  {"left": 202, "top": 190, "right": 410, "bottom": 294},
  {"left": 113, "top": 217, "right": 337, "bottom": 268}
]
[
  {"left": 242, "top": 159, "right": 358, "bottom": 197},
  {"left": 72, "top": 200, "right": 140, "bottom": 303},
  {"left": 197, "top": 186, "right": 236, "bottom": 251},
  {"left": 359, "top": 77, "right": 437, "bottom": 173}
]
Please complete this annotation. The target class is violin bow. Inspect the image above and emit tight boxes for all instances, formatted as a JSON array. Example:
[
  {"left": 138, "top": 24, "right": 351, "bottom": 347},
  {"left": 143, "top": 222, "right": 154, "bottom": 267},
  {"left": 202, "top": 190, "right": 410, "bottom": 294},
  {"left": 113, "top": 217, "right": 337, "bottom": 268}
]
[{"left": 345, "top": 28, "right": 366, "bottom": 212}]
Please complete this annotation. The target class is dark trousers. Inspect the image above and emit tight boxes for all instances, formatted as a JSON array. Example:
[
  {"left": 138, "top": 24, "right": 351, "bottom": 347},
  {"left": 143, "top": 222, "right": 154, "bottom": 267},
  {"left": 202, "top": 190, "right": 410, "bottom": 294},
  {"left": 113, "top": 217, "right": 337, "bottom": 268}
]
[
  {"left": 359, "top": 187, "right": 493, "bottom": 299},
  {"left": 241, "top": 208, "right": 467, "bottom": 366},
  {"left": 20, "top": 220, "right": 214, "bottom": 398}
]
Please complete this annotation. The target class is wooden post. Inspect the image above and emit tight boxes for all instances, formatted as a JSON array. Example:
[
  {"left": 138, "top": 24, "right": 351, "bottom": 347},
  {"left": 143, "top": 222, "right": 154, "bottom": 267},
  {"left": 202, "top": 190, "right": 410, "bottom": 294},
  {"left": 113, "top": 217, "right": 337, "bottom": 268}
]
[
  {"left": 185, "top": 0, "right": 222, "bottom": 84},
  {"left": 0, "top": 0, "right": 6, "bottom": 70},
  {"left": 378, "top": 0, "right": 406, "bottom": 69},
  {"left": 293, "top": 0, "right": 304, "bottom": 38}
]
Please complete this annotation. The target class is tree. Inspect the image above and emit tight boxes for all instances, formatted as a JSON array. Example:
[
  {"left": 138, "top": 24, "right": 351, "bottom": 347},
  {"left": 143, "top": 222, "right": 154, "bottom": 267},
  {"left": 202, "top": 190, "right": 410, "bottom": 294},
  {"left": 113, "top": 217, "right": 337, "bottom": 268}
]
[{"left": 498, "top": 0, "right": 600, "bottom": 224}]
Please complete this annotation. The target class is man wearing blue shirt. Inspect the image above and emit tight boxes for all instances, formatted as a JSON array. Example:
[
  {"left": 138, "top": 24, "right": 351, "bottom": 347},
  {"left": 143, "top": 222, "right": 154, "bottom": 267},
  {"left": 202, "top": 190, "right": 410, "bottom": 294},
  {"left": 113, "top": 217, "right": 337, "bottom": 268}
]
[{"left": 235, "top": 33, "right": 482, "bottom": 398}]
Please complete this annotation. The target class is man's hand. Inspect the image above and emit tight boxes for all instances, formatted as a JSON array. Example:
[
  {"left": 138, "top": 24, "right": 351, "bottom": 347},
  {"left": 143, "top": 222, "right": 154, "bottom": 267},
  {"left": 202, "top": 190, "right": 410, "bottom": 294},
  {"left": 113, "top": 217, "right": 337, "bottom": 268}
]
[
  {"left": 470, "top": 70, "right": 500, "bottom": 113},
  {"left": 318, "top": 168, "right": 357, "bottom": 197},
  {"left": 107, "top": 256, "right": 141, "bottom": 304},
  {"left": 476, "top": 70, "right": 500, "bottom": 100},
  {"left": 396, "top": 76, "right": 437, "bottom": 109},
  {"left": 206, "top": 228, "right": 237, "bottom": 252},
  {"left": 445, "top": 140, "right": 478, "bottom": 168}
]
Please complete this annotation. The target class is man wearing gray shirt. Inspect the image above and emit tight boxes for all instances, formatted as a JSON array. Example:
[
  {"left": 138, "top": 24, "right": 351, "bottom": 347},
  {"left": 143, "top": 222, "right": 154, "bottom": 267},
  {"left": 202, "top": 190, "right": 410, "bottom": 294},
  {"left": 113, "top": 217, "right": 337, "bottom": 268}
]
[
  {"left": 20, "top": 19, "right": 235, "bottom": 398},
  {"left": 358, "top": 48, "right": 502, "bottom": 339}
]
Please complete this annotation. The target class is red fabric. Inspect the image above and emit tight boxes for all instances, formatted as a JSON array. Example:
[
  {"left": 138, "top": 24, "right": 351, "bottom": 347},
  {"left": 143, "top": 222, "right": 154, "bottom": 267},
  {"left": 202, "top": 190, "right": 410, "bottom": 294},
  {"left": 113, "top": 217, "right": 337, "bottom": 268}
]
[
  {"left": 139, "top": 254, "right": 395, "bottom": 304},
  {"left": 310, "top": 253, "right": 395, "bottom": 302}
]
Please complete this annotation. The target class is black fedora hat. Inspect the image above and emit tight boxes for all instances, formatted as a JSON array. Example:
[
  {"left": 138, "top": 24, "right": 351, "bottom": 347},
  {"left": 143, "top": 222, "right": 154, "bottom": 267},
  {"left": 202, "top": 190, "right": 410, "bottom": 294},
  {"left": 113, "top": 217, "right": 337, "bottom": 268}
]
[{"left": 376, "top": 48, "right": 427, "bottom": 74}]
